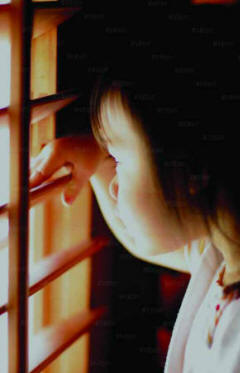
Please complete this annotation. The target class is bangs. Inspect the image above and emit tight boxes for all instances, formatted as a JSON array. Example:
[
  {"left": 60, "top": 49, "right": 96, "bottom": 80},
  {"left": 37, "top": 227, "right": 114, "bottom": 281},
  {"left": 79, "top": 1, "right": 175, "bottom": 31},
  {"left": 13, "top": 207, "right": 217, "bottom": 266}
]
[
  {"left": 90, "top": 77, "right": 132, "bottom": 152},
  {"left": 90, "top": 79, "right": 109, "bottom": 152}
]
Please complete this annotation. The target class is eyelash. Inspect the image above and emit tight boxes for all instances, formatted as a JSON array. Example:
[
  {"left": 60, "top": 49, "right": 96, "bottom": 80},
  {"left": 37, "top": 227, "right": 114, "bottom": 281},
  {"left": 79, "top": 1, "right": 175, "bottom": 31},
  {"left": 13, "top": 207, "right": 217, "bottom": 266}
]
[{"left": 107, "top": 154, "right": 120, "bottom": 167}]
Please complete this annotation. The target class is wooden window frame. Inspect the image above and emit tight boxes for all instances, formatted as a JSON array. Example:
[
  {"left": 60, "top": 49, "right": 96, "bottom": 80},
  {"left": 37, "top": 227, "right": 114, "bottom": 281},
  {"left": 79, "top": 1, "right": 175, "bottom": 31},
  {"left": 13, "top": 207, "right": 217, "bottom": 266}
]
[{"left": 0, "top": 1, "right": 109, "bottom": 373}]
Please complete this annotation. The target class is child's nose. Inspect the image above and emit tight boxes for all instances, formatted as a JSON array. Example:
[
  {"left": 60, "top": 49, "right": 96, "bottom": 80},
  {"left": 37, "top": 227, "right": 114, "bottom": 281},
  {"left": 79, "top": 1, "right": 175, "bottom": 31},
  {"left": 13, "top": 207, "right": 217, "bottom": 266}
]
[{"left": 109, "top": 175, "right": 119, "bottom": 200}]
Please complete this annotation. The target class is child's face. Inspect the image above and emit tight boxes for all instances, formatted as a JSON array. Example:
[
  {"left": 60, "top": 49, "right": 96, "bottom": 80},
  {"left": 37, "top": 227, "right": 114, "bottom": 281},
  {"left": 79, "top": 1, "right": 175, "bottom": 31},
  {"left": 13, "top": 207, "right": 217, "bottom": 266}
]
[{"left": 100, "top": 93, "right": 207, "bottom": 256}]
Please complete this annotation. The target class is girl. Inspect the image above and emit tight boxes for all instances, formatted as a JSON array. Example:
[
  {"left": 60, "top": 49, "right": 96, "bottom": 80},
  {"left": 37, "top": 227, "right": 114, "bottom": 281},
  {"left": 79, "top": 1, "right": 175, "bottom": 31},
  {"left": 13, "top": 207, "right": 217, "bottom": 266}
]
[{"left": 30, "top": 20, "right": 240, "bottom": 372}]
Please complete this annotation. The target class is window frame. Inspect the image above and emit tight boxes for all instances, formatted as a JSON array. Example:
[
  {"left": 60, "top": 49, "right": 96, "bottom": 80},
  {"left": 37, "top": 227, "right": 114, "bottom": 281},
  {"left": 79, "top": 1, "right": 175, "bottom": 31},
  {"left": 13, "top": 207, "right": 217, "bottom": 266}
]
[{"left": 0, "top": 2, "right": 109, "bottom": 373}]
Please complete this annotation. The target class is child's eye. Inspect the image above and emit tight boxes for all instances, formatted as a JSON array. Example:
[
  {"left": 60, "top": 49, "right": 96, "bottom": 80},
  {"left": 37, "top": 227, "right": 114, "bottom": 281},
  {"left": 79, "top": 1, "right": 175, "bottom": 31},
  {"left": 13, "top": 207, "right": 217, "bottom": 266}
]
[
  {"left": 114, "top": 159, "right": 121, "bottom": 169},
  {"left": 106, "top": 154, "right": 120, "bottom": 167}
]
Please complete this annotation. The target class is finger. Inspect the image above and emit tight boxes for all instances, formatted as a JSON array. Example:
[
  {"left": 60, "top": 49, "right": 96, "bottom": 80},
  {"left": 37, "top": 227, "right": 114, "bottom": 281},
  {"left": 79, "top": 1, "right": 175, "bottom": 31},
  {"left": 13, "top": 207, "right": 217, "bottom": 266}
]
[
  {"left": 29, "top": 144, "right": 67, "bottom": 188},
  {"left": 30, "top": 153, "right": 45, "bottom": 171},
  {"left": 61, "top": 175, "right": 86, "bottom": 206},
  {"left": 30, "top": 142, "right": 48, "bottom": 168},
  {"left": 29, "top": 168, "right": 46, "bottom": 188},
  {"left": 30, "top": 156, "right": 38, "bottom": 169}
]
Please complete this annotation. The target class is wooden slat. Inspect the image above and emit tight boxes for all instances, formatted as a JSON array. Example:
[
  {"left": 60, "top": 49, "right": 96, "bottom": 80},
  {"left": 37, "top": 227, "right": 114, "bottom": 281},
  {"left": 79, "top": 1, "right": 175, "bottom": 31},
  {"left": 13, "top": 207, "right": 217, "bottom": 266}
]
[
  {"left": 0, "top": 107, "right": 8, "bottom": 127},
  {"left": 0, "top": 237, "right": 108, "bottom": 316},
  {"left": 0, "top": 4, "right": 81, "bottom": 42},
  {"left": 0, "top": 304, "right": 7, "bottom": 315},
  {"left": 8, "top": 0, "right": 32, "bottom": 372},
  {"left": 29, "top": 237, "right": 108, "bottom": 295},
  {"left": 29, "top": 307, "right": 107, "bottom": 373},
  {"left": 0, "top": 91, "right": 78, "bottom": 126},
  {"left": 0, "top": 173, "right": 72, "bottom": 218},
  {"left": 0, "top": 4, "right": 10, "bottom": 40},
  {"left": 0, "top": 202, "right": 8, "bottom": 216},
  {"left": 33, "top": 4, "right": 81, "bottom": 39},
  {"left": 30, "top": 173, "right": 73, "bottom": 206},
  {"left": 30, "top": 91, "right": 78, "bottom": 124}
]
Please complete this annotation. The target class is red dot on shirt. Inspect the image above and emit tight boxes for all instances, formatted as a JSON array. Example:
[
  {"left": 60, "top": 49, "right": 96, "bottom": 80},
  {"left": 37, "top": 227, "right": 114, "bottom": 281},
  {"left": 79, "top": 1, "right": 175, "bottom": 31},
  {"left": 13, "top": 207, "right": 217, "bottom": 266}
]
[{"left": 216, "top": 304, "right": 220, "bottom": 311}]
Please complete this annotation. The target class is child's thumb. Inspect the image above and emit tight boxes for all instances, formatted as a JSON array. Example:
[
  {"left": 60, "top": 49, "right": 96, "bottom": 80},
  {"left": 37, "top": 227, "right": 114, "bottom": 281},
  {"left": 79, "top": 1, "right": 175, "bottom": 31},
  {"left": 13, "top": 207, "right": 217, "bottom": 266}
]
[{"left": 61, "top": 177, "right": 85, "bottom": 206}]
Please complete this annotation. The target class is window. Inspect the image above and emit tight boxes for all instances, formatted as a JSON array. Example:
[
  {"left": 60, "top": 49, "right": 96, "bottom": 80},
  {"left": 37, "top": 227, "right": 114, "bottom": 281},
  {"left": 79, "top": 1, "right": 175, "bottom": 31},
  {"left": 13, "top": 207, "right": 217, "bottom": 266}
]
[
  {"left": 0, "top": 1, "right": 108, "bottom": 372},
  {"left": 0, "top": 4, "right": 11, "bottom": 371}
]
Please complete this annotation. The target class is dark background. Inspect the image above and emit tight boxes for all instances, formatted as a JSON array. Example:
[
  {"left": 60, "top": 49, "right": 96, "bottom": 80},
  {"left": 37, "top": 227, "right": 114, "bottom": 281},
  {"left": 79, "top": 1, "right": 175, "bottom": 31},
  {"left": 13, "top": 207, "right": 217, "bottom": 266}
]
[{"left": 56, "top": 1, "right": 240, "bottom": 371}]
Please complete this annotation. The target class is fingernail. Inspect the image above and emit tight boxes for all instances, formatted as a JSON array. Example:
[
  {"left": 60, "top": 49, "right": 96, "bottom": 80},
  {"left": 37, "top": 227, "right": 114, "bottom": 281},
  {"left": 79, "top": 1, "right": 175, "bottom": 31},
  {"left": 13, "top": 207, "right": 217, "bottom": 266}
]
[
  {"left": 65, "top": 194, "right": 75, "bottom": 205},
  {"left": 61, "top": 193, "right": 74, "bottom": 206}
]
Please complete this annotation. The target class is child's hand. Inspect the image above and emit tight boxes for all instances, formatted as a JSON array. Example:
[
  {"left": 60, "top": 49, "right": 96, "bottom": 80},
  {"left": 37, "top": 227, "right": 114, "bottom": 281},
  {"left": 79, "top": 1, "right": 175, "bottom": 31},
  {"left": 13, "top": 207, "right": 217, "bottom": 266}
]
[{"left": 30, "top": 135, "right": 103, "bottom": 205}]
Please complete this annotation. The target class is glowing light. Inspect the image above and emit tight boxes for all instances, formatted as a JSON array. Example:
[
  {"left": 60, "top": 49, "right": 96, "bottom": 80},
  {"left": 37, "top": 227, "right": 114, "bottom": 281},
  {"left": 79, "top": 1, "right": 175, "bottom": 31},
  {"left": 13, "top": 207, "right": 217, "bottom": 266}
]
[
  {"left": 0, "top": 37, "right": 10, "bottom": 243},
  {"left": 0, "top": 247, "right": 8, "bottom": 306},
  {"left": 0, "top": 126, "right": 9, "bottom": 206},
  {"left": 0, "top": 40, "right": 10, "bottom": 109},
  {"left": 0, "top": 314, "right": 8, "bottom": 373}
]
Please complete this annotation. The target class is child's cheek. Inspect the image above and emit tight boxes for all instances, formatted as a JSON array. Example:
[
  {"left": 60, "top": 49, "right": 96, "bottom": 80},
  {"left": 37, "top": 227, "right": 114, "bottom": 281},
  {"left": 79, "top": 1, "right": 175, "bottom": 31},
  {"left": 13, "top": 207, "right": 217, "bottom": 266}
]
[{"left": 118, "top": 188, "right": 149, "bottom": 225}]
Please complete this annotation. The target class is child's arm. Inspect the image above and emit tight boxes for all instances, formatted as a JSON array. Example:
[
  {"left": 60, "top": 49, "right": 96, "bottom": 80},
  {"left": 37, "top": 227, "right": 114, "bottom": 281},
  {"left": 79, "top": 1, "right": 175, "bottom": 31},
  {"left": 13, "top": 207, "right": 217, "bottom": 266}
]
[{"left": 30, "top": 136, "right": 189, "bottom": 273}]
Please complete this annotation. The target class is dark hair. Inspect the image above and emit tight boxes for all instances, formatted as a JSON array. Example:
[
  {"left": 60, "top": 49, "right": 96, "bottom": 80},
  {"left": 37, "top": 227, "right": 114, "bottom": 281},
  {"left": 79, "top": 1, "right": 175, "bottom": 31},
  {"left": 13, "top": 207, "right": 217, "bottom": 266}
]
[{"left": 90, "top": 10, "right": 240, "bottom": 243}]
